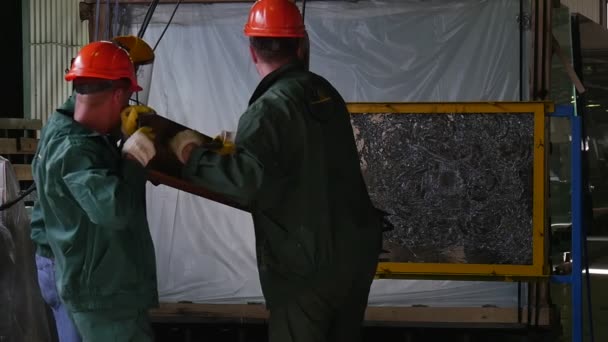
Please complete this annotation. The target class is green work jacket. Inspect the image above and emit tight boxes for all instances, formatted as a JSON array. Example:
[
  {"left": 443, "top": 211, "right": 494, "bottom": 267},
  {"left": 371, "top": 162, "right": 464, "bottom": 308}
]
[
  {"left": 31, "top": 96, "right": 158, "bottom": 312},
  {"left": 183, "top": 62, "right": 383, "bottom": 308}
]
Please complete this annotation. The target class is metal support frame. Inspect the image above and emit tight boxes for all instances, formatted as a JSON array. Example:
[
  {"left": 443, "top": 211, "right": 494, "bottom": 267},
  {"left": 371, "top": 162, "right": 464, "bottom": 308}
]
[
  {"left": 549, "top": 104, "right": 588, "bottom": 342},
  {"left": 531, "top": 0, "right": 553, "bottom": 100},
  {"left": 558, "top": 12, "right": 595, "bottom": 342},
  {"left": 601, "top": 0, "right": 607, "bottom": 29},
  {"left": 110, "top": 0, "right": 253, "bottom": 3},
  {"left": 347, "top": 102, "right": 552, "bottom": 280},
  {"left": 21, "top": 0, "right": 30, "bottom": 120}
]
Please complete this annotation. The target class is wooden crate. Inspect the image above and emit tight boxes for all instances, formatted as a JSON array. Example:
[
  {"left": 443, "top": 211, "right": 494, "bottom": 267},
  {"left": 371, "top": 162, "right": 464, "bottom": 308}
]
[{"left": 0, "top": 118, "right": 42, "bottom": 200}]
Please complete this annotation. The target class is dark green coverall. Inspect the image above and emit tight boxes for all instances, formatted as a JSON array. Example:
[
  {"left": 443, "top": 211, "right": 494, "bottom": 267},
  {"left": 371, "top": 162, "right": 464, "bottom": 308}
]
[
  {"left": 31, "top": 96, "right": 158, "bottom": 342},
  {"left": 183, "top": 62, "right": 383, "bottom": 342}
]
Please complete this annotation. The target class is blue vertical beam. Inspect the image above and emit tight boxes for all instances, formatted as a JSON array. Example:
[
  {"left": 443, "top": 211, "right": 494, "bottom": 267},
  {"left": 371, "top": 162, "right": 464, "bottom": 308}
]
[
  {"left": 571, "top": 115, "right": 584, "bottom": 342},
  {"left": 552, "top": 105, "right": 576, "bottom": 118}
]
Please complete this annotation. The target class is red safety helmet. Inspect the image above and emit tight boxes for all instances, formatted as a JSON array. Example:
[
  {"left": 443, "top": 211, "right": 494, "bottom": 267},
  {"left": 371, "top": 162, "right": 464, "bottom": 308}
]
[
  {"left": 244, "top": 0, "right": 306, "bottom": 38},
  {"left": 65, "top": 41, "right": 142, "bottom": 92}
]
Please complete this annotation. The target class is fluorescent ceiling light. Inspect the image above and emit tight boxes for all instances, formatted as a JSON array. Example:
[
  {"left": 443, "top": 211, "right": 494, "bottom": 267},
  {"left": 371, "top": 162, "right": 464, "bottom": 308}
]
[{"left": 586, "top": 268, "right": 608, "bottom": 275}]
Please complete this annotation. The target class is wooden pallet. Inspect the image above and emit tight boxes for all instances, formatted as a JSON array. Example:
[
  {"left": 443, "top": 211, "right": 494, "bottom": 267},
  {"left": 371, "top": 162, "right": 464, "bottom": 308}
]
[{"left": 0, "top": 118, "right": 42, "bottom": 196}]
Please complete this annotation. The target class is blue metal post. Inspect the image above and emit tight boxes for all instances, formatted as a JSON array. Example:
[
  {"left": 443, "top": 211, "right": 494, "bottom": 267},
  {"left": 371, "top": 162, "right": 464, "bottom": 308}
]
[
  {"left": 571, "top": 115, "right": 584, "bottom": 342},
  {"left": 554, "top": 104, "right": 576, "bottom": 117}
]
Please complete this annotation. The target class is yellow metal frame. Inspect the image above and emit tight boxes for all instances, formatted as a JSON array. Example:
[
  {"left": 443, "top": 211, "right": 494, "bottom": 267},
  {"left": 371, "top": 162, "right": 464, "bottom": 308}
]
[{"left": 347, "top": 102, "right": 553, "bottom": 279}]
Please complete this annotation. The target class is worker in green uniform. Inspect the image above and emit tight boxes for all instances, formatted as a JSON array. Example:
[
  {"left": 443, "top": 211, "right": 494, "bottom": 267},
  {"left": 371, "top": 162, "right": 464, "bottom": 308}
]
[
  {"left": 169, "top": 0, "right": 383, "bottom": 340},
  {"left": 31, "top": 36, "right": 156, "bottom": 342},
  {"left": 32, "top": 40, "right": 158, "bottom": 342}
]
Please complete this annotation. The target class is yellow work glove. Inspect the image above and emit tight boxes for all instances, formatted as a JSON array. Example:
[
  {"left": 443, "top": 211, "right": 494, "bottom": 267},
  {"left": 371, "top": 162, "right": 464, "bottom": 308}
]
[
  {"left": 212, "top": 138, "right": 235, "bottom": 155},
  {"left": 121, "top": 105, "right": 156, "bottom": 137},
  {"left": 213, "top": 131, "right": 236, "bottom": 155}
]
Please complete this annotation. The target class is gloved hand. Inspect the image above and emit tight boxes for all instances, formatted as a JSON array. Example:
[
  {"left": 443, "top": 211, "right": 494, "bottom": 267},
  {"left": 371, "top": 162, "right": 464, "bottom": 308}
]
[
  {"left": 170, "top": 130, "right": 204, "bottom": 164},
  {"left": 121, "top": 105, "right": 156, "bottom": 137},
  {"left": 212, "top": 131, "right": 236, "bottom": 155},
  {"left": 122, "top": 127, "right": 156, "bottom": 167}
]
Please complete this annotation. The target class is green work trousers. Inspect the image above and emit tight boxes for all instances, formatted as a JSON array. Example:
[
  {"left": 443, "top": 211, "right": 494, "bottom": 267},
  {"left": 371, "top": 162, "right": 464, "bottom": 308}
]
[
  {"left": 267, "top": 253, "right": 378, "bottom": 342},
  {"left": 70, "top": 308, "right": 153, "bottom": 342}
]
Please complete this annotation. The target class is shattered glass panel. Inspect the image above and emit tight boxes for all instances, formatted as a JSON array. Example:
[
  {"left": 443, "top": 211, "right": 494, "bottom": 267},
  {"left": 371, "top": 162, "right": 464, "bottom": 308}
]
[{"left": 352, "top": 113, "right": 535, "bottom": 265}]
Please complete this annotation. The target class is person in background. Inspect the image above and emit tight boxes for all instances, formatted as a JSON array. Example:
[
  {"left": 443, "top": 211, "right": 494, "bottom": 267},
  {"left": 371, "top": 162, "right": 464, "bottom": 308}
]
[
  {"left": 31, "top": 40, "right": 158, "bottom": 342},
  {"left": 169, "top": 1, "right": 383, "bottom": 341}
]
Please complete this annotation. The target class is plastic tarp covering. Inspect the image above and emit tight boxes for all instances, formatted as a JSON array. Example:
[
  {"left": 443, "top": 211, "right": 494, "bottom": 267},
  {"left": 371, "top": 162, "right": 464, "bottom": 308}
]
[
  {"left": 0, "top": 157, "right": 53, "bottom": 341},
  {"left": 119, "top": 0, "right": 530, "bottom": 306}
]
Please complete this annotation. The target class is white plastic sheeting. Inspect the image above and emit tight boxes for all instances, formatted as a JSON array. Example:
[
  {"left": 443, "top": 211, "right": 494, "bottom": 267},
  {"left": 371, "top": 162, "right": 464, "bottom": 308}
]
[
  {"left": 0, "top": 158, "right": 53, "bottom": 340},
  {"left": 120, "top": 0, "right": 529, "bottom": 307}
]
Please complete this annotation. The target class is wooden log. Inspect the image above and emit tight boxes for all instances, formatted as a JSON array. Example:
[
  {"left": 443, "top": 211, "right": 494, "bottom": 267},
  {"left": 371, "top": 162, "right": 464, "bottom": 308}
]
[
  {"left": 0, "top": 119, "right": 42, "bottom": 131},
  {"left": 0, "top": 138, "right": 38, "bottom": 155},
  {"left": 0, "top": 138, "right": 18, "bottom": 154},
  {"left": 12, "top": 165, "right": 33, "bottom": 181},
  {"left": 148, "top": 303, "right": 555, "bottom": 328},
  {"left": 18, "top": 138, "right": 38, "bottom": 153}
]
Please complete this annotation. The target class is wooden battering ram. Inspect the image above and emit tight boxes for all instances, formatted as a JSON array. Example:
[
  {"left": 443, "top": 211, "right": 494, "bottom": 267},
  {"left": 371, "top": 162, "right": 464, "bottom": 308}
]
[{"left": 137, "top": 113, "right": 249, "bottom": 212}]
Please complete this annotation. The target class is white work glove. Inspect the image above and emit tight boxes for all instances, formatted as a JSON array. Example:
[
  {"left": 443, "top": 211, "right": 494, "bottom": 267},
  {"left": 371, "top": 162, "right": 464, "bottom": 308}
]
[
  {"left": 170, "top": 129, "right": 204, "bottom": 163},
  {"left": 122, "top": 127, "right": 156, "bottom": 167}
]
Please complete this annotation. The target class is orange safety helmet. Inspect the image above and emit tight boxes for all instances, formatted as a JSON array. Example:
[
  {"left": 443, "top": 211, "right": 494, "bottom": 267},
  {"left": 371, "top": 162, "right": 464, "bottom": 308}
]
[
  {"left": 65, "top": 41, "right": 142, "bottom": 92},
  {"left": 244, "top": 0, "right": 306, "bottom": 38}
]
